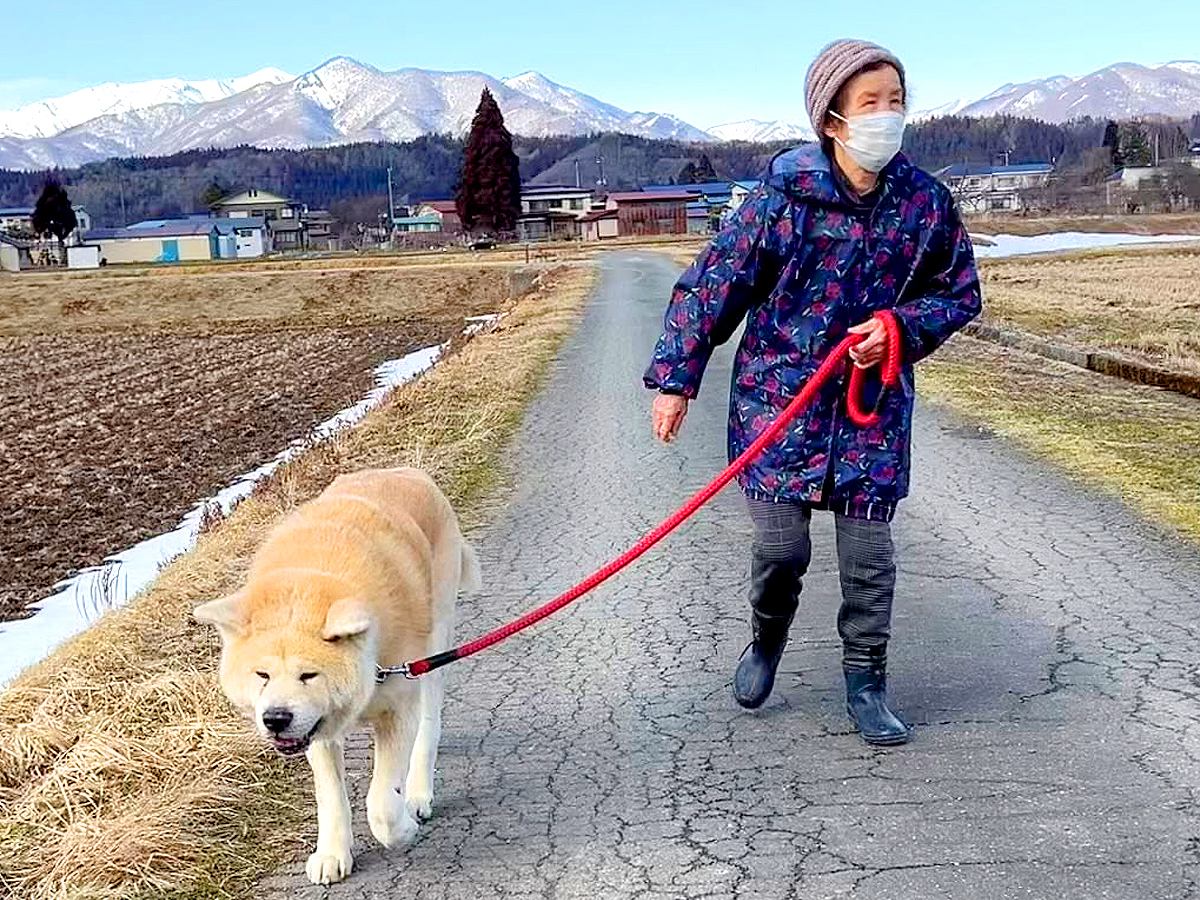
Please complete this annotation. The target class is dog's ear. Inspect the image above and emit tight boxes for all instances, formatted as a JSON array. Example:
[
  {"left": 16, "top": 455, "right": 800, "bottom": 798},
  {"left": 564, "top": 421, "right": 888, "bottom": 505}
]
[
  {"left": 322, "top": 598, "right": 373, "bottom": 642},
  {"left": 193, "top": 591, "right": 248, "bottom": 637}
]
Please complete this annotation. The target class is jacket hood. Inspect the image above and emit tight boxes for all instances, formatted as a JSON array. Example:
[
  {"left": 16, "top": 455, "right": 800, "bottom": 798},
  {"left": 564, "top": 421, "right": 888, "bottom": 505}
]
[{"left": 764, "top": 144, "right": 912, "bottom": 205}]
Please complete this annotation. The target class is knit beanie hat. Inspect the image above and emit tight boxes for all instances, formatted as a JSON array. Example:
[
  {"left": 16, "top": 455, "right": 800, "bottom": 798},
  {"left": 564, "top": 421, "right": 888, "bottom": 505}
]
[{"left": 805, "top": 39, "right": 906, "bottom": 136}]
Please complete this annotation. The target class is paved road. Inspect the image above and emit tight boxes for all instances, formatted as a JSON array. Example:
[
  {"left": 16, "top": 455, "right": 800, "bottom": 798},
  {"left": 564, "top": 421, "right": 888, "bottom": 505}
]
[{"left": 262, "top": 253, "right": 1200, "bottom": 900}]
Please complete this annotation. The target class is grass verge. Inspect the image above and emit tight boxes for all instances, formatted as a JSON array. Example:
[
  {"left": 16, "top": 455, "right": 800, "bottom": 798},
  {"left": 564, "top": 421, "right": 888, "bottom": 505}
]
[
  {"left": 920, "top": 336, "right": 1200, "bottom": 542},
  {"left": 0, "top": 262, "right": 595, "bottom": 900}
]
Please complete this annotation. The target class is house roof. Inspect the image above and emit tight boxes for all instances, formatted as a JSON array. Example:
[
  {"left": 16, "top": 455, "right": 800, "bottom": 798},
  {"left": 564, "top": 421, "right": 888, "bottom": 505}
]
[
  {"left": 519, "top": 209, "right": 580, "bottom": 221},
  {"left": 579, "top": 209, "right": 618, "bottom": 222},
  {"left": 521, "top": 185, "right": 593, "bottom": 196},
  {"left": 731, "top": 180, "right": 761, "bottom": 191},
  {"left": 606, "top": 190, "right": 694, "bottom": 203},
  {"left": 419, "top": 200, "right": 458, "bottom": 214},
  {"left": 125, "top": 215, "right": 268, "bottom": 235},
  {"left": 938, "top": 162, "right": 1054, "bottom": 178},
  {"left": 215, "top": 188, "right": 295, "bottom": 207},
  {"left": 0, "top": 207, "right": 34, "bottom": 217},
  {"left": 87, "top": 221, "right": 220, "bottom": 240},
  {"left": 643, "top": 181, "right": 732, "bottom": 197},
  {"left": 392, "top": 215, "right": 443, "bottom": 226}
]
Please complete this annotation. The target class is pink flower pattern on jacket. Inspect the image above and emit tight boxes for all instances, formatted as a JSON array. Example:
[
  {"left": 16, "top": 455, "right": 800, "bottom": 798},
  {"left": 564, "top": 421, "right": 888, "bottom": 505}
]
[{"left": 643, "top": 145, "right": 982, "bottom": 516}]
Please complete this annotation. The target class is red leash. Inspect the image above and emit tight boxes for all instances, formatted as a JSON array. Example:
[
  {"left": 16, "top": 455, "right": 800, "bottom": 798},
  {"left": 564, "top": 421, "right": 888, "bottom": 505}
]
[{"left": 381, "top": 310, "right": 901, "bottom": 682}]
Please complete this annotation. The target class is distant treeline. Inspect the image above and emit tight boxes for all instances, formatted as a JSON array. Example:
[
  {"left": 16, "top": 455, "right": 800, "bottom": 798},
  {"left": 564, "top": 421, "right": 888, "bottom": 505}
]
[{"left": 2, "top": 114, "right": 1196, "bottom": 227}]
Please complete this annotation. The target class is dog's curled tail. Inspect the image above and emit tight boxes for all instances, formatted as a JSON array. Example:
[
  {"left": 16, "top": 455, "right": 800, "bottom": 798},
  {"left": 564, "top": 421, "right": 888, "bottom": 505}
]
[{"left": 460, "top": 541, "right": 482, "bottom": 594}]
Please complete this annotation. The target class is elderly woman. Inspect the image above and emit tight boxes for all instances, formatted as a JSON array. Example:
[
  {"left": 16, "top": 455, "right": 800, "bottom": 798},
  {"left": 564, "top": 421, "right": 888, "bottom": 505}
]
[{"left": 644, "top": 39, "right": 981, "bottom": 745}]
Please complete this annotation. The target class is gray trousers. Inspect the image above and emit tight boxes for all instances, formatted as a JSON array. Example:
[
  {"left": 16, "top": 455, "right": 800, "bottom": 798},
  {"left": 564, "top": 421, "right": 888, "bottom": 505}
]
[{"left": 745, "top": 496, "right": 896, "bottom": 671}]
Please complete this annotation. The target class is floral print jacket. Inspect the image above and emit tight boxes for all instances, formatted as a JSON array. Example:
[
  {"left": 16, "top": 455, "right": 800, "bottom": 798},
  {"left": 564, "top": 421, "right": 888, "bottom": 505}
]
[{"left": 643, "top": 145, "right": 982, "bottom": 521}]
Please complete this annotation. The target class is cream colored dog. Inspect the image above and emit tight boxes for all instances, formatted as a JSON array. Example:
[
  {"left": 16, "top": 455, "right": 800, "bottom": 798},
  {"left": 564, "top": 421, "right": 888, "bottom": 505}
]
[{"left": 194, "top": 467, "right": 479, "bottom": 885}]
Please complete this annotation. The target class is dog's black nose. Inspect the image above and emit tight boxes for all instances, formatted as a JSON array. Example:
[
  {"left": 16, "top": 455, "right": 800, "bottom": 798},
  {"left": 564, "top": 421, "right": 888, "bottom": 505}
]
[{"left": 262, "top": 708, "right": 294, "bottom": 734}]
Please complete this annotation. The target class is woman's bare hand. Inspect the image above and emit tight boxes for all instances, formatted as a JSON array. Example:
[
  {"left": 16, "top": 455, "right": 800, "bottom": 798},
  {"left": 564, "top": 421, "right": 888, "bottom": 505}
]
[
  {"left": 652, "top": 394, "right": 689, "bottom": 443},
  {"left": 848, "top": 317, "right": 887, "bottom": 368}
]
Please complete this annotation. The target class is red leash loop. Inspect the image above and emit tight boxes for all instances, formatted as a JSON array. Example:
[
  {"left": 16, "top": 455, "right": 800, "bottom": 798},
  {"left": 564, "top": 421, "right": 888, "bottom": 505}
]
[{"left": 393, "top": 310, "right": 901, "bottom": 680}]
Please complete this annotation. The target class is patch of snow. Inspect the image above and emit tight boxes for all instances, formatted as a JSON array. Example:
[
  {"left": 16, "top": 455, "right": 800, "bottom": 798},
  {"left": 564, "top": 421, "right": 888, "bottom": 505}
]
[
  {"left": 463, "top": 313, "right": 502, "bottom": 337},
  {"left": 707, "top": 119, "right": 813, "bottom": 143},
  {"left": 0, "top": 343, "right": 446, "bottom": 688},
  {"left": 971, "top": 231, "right": 1200, "bottom": 259}
]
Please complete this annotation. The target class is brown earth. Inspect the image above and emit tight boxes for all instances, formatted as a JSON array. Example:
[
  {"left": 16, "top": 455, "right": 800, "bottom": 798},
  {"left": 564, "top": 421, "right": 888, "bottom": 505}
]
[{"left": 0, "top": 262, "right": 517, "bottom": 622}]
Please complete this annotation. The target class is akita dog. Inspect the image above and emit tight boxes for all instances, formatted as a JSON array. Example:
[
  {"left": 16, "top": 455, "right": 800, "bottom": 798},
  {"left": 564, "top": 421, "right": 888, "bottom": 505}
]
[{"left": 195, "top": 467, "right": 479, "bottom": 884}]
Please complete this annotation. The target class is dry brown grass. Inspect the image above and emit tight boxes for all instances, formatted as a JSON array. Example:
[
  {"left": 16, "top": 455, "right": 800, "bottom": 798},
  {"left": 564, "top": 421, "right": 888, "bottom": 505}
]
[
  {"left": 979, "top": 246, "right": 1200, "bottom": 374},
  {"left": 920, "top": 336, "right": 1200, "bottom": 542},
  {"left": 965, "top": 212, "right": 1200, "bottom": 237},
  {"left": 0, "top": 261, "right": 534, "bottom": 336},
  {"left": 0, "top": 263, "right": 595, "bottom": 900}
]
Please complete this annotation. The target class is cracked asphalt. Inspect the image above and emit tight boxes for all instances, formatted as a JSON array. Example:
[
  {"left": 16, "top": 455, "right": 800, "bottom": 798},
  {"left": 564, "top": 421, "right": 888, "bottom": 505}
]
[{"left": 260, "top": 252, "right": 1200, "bottom": 899}]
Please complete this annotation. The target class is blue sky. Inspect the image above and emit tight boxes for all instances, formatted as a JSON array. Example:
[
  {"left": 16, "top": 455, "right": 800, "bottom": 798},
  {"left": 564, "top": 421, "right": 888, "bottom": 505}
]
[{"left": 3, "top": 0, "right": 1198, "bottom": 126}]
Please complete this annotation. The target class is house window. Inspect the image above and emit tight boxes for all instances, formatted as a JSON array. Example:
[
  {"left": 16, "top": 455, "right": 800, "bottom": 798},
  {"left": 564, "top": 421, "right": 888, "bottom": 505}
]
[
  {"left": 988, "top": 196, "right": 1011, "bottom": 211},
  {"left": 966, "top": 177, "right": 983, "bottom": 189},
  {"left": 281, "top": 207, "right": 294, "bottom": 218},
  {"left": 529, "top": 200, "right": 551, "bottom": 212},
  {"left": 995, "top": 176, "right": 1017, "bottom": 189},
  {"left": 570, "top": 198, "right": 584, "bottom": 210}
]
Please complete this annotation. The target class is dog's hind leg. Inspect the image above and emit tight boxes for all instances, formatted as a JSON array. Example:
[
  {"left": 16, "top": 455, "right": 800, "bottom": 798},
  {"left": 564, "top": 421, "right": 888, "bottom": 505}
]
[
  {"left": 367, "top": 704, "right": 421, "bottom": 848},
  {"left": 405, "top": 668, "right": 445, "bottom": 821},
  {"left": 305, "top": 738, "right": 354, "bottom": 885}
]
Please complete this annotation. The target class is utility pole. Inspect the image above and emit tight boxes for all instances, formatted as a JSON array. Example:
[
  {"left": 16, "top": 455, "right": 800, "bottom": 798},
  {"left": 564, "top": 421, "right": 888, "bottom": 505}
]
[
  {"left": 386, "top": 166, "right": 396, "bottom": 228},
  {"left": 118, "top": 177, "right": 127, "bottom": 225},
  {"left": 574, "top": 159, "right": 581, "bottom": 189}
]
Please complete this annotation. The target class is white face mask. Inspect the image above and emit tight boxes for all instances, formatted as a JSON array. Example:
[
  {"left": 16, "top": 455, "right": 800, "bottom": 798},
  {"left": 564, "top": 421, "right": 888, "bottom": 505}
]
[{"left": 829, "top": 110, "right": 906, "bottom": 173}]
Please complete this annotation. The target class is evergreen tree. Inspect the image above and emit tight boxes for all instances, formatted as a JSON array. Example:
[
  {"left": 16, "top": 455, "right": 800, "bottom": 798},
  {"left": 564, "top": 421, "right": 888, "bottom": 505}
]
[
  {"left": 677, "top": 161, "right": 698, "bottom": 184},
  {"left": 31, "top": 179, "right": 78, "bottom": 243},
  {"left": 1102, "top": 120, "right": 1121, "bottom": 167},
  {"left": 1118, "top": 122, "right": 1152, "bottom": 167},
  {"left": 200, "top": 180, "right": 226, "bottom": 209},
  {"left": 455, "top": 88, "right": 521, "bottom": 235},
  {"left": 695, "top": 153, "right": 718, "bottom": 181}
]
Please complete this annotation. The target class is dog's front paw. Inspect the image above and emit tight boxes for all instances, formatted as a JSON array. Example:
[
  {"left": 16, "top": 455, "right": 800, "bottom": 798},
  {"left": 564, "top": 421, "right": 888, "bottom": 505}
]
[
  {"left": 306, "top": 847, "right": 353, "bottom": 885},
  {"left": 368, "top": 797, "right": 420, "bottom": 848},
  {"left": 405, "top": 787, "right": 433, "bottom": 822}
]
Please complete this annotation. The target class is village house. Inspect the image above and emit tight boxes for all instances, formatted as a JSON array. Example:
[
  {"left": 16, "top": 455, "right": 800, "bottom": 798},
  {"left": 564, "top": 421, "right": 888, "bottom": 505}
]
[
  {"left": 579, "top": 208, "right": 619, "bottom": 242},
  {"left": 520, "top": 185, "right": 593, "bottom": 216},
  {"left": 212, "top": 188, "right": 310, "bottom": 251},
  {"left": 391, "top": 214, "right": 443, "bottom": 234},
  {"left": 85, "top": 220, "right": 225, "bottom": 265},
  {"left": 517, "top": 185, "right": 594, "bottom": 241},
  {"left": 0, "top": 233, "right": 31, "bottom": 271},
  {"left": 81, "top": 214, "right": 272, "bottom": 264},
  {"left": 935, "top": 162, "right": 1054, "bottom": 213},
  {"left": 729, "top": 180, "right": 761, "bottom": 214},
  {"left": 604, "top": 190, "right": 693, "bottom": 237},
  {"left": 413, "top": 200, "right": 462, "bottom": 234},
  {"left": 0, "top": 205, "right": 92, "bottom": 239}
]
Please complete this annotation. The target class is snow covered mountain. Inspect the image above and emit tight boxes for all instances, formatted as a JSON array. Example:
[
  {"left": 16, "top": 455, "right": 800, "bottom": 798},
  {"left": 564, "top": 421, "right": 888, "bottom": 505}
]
[
  {"left": 930, "top": 61, "right": 1200, "bottom": 123},
  {"left": 0, "top": 68, "right": 293, "bottom": 139},
  {"left": 706, "top": 119, "right": 814, "bottom": 143},
  {"left": 0, "top": 58, "right": 711, "bottom": 170}
]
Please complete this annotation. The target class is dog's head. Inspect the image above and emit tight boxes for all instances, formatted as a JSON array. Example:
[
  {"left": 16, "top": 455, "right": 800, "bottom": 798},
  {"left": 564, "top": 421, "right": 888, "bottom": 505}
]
[{"left": 194, "top": 588, "right": 378, "bottom": 756}]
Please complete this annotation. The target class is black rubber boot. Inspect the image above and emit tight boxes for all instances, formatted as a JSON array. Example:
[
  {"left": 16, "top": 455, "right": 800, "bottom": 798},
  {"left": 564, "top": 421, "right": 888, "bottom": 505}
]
[
  {"left": 844, "top": 652, "right": 910, "bottom": 746},
  {"left": 733, "top": 557, "right": 800, "bottom": 709}
]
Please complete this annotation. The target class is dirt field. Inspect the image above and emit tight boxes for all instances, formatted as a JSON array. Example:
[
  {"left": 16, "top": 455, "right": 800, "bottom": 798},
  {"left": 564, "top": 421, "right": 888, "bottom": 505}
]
[
  {"left": 979, "top": 245, "right": 1200, "bottom": 374},
  {"left": 0, "top": 262, "right": 522, "bottom": 622},
  {"left": 0, "top": 264, "right": 595, "bottom": 900}
]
